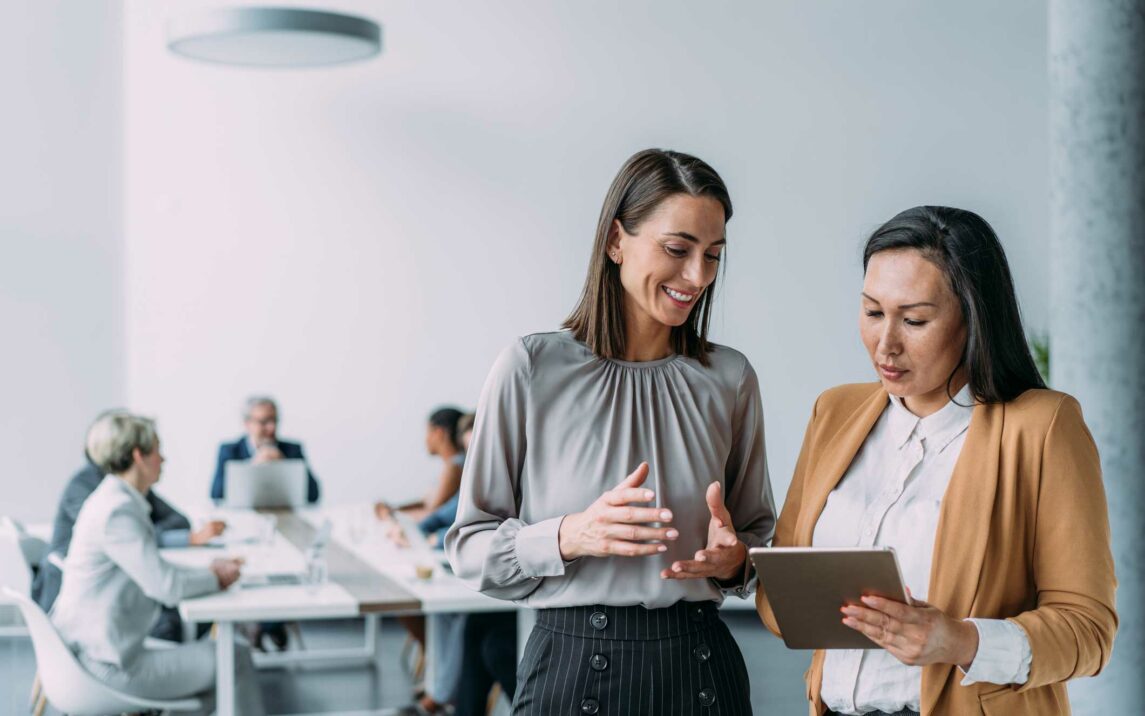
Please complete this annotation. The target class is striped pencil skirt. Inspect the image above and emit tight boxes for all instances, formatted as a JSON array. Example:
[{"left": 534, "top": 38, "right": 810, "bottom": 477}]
[{"left": 512, "top": 601, "right": 751, "bottom": 716}]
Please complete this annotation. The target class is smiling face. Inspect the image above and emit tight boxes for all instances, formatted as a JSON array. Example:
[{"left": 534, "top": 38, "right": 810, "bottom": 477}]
[
  {"left": 860, "top": 248, "right": 969, "bottom": 417},
  {"left": 609, "top": 193, "right": 726, "bottom": 340}
]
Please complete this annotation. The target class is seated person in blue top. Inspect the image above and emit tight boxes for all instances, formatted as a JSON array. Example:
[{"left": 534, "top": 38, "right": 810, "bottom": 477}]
[
  {"left": 52, "top": 412, "right": 265, "bottom": 715},
  {"left": 210, "top": 395, "right": 320, "bottom": 504},
  {"left": 32, "top": 409, "right": 226, "bottom": 643},
  {"left": 384, "top": 408, "right": 469, "bottom": 716},
  {"left": 377, "top": 406, "right": 467, "bottom": 525}
]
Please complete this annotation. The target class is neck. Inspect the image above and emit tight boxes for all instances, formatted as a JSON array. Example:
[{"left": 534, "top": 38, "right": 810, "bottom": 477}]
[
  {"left": 901, "top": 373, "right": 970, "bottom": 418},
  {"left": 621, "top": 302, "right": 673, "bottom": 362},
  {"left": 117, "top": 471, "right": 149, "bottom": 496}
]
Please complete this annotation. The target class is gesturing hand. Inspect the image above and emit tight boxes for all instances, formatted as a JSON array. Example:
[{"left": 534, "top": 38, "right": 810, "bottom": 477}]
[
  {"left": 660, "top": 481, "right": 746, "bottom": 582},
  {"left": 558, "top": 462, "right": 678, "bottom": 561},
  {"left": 841, "top": 588, "right": 979, "bottom": 668}
]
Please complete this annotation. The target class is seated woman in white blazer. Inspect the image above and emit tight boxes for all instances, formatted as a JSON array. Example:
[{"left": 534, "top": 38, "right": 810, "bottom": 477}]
[{"left": 52, "top": 411, "right": 265, "bottom": 715}]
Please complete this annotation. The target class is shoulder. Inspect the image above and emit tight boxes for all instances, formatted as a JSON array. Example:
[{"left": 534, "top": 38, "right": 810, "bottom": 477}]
[
  {"left": 518, "top": 330, "right": 583, "bottom": 365},
  {"left": 704, "top": 342, "right": 751, "bottom": 374},
  {"left": 998, "top": 388, "right": 1085, "bottom": 433},
  {"left": 812, "top": 382, "right": 885, "bottom": 420},
  {"left": 218, "top": 438, "right": 245, "bottom": 456},
  {"left": 490, "top": 331, "right": 577, "bottom": 375},
  {"left": 84, "top": 480, "right": 137, "bottom": 521},
  {"left": 277, "top": 440, "right": 304, "bottom": 454},
  {"left": 63, "top": 465, "right": 103, "bottom": 502}
]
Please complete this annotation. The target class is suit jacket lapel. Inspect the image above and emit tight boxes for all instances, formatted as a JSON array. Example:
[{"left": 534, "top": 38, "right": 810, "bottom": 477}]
[
  {"left": 921, "top": 401, "right": 1003, "bottom": 711},
  {"left": 795, "top": 386, "right": 889, "bottom": 544}
]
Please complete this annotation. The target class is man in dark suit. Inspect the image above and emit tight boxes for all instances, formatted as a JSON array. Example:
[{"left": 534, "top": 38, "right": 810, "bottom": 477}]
[
  {"left": 210, "top": 396, "right": 320, "bottom": 504},
  {"left": 210, "top": 396, "right": 320, "bottom": 651},
  {"left": 33, "top": 411, "right": 226, "bottom": 642}
]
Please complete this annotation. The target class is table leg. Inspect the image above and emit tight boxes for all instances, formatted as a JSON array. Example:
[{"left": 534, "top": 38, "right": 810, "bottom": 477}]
[
  {"left": 216, "top": 620, "right": 236, "bottom": 716},
  {"left": 424, "top": 614, "right": 438, "bottom": 698}
]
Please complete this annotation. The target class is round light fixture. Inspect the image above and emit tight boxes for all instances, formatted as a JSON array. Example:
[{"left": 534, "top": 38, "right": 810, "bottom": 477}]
[{"left": 167, "top": 7, "right": 381, "bottom": 68}]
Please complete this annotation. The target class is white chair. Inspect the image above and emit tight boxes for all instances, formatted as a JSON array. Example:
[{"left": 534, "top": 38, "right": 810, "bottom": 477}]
[
  {"left": 0, "top": 516, "right": 49, "bottom": 575},
  {"left": 1, "top": 586, "right": 203, "bottom": 715},
  {"left": 0, "top": 516, "right": 43, "bottom": 597}
]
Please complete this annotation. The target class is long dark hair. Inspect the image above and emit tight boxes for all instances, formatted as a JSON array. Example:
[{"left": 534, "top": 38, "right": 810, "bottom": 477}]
[
  {"left": 863, "top": 206, "right": 1045, "bottom": 404},
  {"left": 563, "top": 148, "right": 733, "bottom": 366},
  {"left": 428, "top": 406, "right": 465, "bottom": 451}
]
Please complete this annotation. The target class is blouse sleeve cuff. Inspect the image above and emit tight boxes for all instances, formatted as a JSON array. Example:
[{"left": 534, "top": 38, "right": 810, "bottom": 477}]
[
  {"left": 959, "top": 618, "right": 1033, "bottom": 686},
  {"left": 513, "top": 516, "right": 568, "bottom": 579}
]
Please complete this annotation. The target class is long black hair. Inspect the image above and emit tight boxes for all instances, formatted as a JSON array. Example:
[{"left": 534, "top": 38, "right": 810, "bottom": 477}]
[
  {"left": 428, "top": 406, "right": 465, "bottom": 451},
  {"left": 863, "top": 206, "right": 1045, "bottom": 404}
]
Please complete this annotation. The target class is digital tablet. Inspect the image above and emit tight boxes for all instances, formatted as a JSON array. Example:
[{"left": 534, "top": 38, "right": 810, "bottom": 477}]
[{"left": 750, "top": 547, "right": 910, "bottom": 649}]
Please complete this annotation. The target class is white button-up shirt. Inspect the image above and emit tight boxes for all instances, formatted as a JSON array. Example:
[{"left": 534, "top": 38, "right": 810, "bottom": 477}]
[{"left": 813, "top": 386, "right": 1032, "bottom": 714}]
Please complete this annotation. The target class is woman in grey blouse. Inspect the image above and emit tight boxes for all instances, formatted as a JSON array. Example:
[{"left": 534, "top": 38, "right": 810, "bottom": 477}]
[{"left": 446, "top": 149, "right": 776, "bottom": 715}]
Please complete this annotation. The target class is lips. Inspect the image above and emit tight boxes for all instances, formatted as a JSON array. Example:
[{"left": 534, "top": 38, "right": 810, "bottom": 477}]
[
  {"left": 662, "top": 285, "right": 696, "bottom": 308},
  {"left": 879, "top": 364, "right": 908, "bottom": 380}
]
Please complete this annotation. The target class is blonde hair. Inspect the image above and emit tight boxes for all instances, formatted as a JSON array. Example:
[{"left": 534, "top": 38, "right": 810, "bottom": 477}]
[{"left": 85, "top": 411, "right": 158, "bottom": 475}]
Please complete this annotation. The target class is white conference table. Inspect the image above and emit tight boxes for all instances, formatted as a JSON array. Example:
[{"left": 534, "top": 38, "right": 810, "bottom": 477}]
[
  {"left": 171, "top": 504, "right": 758, "bottom": 716},
  {"left": 171, "top": 507, "right": 423, "bottom": 716}
]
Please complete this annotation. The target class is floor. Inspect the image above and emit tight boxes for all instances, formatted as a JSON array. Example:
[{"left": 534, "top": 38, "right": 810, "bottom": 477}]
[{"left": 0, "top": 611, "right": 811, "bottom": 715}]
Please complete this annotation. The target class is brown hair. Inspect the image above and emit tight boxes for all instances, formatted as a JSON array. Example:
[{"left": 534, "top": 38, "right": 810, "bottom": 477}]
[{"left": 562, "top": 148, "right": 732, "bottom": 365}]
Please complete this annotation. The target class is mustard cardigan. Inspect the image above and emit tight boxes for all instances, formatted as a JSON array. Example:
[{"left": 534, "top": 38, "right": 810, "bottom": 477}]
[{"left": 756, "top": 383, "right": 1118, "bottom": 715}]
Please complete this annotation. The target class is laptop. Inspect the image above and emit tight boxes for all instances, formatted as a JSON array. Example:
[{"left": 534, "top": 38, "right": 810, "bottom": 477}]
[
  {"left": 239, "top": 519, "right": 332, "bottom": 589},
  {"left": 224, "top": 459, "right": 308, "bottom": 509}
]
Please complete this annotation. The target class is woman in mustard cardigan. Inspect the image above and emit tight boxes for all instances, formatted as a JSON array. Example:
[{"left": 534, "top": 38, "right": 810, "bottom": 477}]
[{"left": 757, "top": 206, "right": 1117, "bottom": 715}]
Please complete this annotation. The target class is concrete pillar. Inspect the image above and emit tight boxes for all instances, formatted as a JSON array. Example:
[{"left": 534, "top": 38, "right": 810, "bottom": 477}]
[{"left": 1049, "top": 1, "right": 1145, "bottom": 711}]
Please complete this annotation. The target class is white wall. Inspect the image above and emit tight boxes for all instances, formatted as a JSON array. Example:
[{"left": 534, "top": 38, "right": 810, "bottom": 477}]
[
  {"left": 123, "top": 0, "right": 1048, "bottom": 515},
  {"left": 0, "top": 1, "right": 123, "bottom": 523}
]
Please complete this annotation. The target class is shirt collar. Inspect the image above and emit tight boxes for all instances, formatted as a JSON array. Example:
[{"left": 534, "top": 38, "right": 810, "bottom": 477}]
[{"left": 886, "top": 383, "right": 974, "bottom": 453}]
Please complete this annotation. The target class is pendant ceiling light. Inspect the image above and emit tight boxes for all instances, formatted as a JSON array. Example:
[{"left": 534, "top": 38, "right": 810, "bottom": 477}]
[{"left": 167, "top": 7, "right": 381, "bottom": 68}]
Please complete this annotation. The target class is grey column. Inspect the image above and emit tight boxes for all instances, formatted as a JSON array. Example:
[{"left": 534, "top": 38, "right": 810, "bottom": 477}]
[{"left": 1050, "top": 1, "right": 1145, "bottom": 711}]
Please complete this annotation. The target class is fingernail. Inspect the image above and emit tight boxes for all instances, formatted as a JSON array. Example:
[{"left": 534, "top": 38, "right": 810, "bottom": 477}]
[
  {"left": 644, "top": 491, "right": 655, "bottom": 500},
  {"left": 861, "top": 596, "right": 875, "bottom": 605},
  {"left": 660, "top": 510, "right": 672, "bottom": 520},
  {"left": 673, "top": 564, "right": 682, "bottom": 572},
  {"left": 666, "top": 529, "right": 679, "bottom": 539},
  {"left": 657, "top": 545, "right": 667, "bottom": 552}
]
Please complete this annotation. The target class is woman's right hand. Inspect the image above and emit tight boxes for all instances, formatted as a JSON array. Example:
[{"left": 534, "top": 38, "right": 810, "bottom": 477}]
[
  {"left": 210, "top": 557, "right": 243, "bottom": 590},
  {"left": 558, "top": 462, "right": 678, "bottom": 560}
]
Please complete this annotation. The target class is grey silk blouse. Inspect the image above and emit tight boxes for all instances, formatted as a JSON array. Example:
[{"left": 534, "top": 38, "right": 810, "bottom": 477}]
[{"left": 444, "top": 331, "right": 776, "bottom": 609}]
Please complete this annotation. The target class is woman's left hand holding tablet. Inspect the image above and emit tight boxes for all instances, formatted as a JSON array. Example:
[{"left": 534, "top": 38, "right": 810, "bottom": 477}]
[
  {"left": 840, "top": 589, "right": 979, "bottom": 668},
  {"left": 661, "top": 481, "right": 747, "bottom": 582}
]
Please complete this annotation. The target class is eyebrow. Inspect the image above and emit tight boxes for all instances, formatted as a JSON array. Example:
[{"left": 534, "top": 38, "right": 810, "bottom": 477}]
[
  {"left": 861, "top": 292, "right": 937, "bottom": 309},
  {"left": 664, "top": 231, "right": 726, "bottom": 246}
]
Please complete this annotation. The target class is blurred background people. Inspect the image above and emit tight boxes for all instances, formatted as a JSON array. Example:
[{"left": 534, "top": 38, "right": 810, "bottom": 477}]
[
  {"left": 386, "top": 408, "right": 470, "bottom": 716},
  {"left": 210, "top": 395, "right": 319, "bottom": 651},
  {"left": 51, "top": 412, "right": 264, "bottom": 715},
  {"left": 210, "top": 395, "right": 320, "bottom": 504},
  {"left": 32, "top": 409, "right": 225, "bottom": 642}
]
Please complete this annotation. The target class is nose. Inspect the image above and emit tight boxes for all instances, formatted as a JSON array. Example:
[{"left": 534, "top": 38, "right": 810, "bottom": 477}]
[
  {"left": 878, "top": 321, "right": 902, "bottom": 359},
  {"left": 681, "top": 253, "right": 713, "bottom": 290}
]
